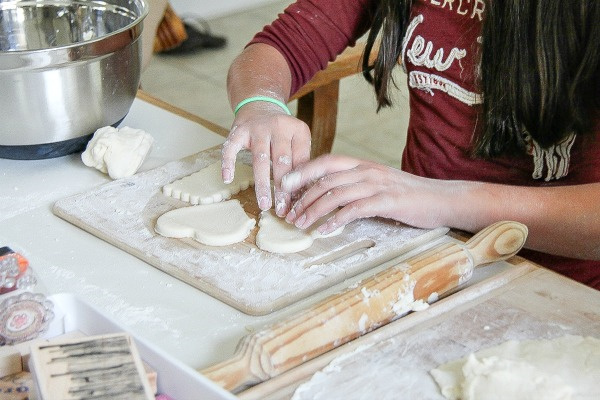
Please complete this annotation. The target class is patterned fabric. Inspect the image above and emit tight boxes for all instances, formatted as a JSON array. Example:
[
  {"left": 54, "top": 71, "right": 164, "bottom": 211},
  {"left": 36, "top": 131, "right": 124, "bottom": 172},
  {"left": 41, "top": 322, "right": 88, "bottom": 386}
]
[
  {"left": 249, "top": 0, "right": 600, "bottom": 289},
  {"left": 524, "top": 132, "right": 577, "bottom": 181}
]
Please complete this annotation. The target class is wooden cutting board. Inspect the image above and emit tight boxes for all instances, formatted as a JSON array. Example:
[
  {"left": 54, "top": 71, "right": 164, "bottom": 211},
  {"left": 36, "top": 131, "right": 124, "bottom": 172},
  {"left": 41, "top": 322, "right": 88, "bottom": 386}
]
[{"left": 53, "top": 148, "right": 447, "bottom": 315}]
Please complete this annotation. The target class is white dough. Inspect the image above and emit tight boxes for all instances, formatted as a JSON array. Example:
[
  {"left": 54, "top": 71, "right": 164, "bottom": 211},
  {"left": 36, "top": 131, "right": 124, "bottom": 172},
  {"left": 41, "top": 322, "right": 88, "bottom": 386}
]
[
  {"left": 154, "top": 200, "right": 256, "bottom": 246},
  {"left": 430, "top": 335, "right": 600, "bottom": 400},
  {"left": 163, "top": 161, "right": 254, "bottom": 205},
  {"left": 81, "top": 126, "right": 154, "bottom": 179},
  {"left": 459, "top": 355, "right": 572, "bottom": 400},
  {"left": 256, "top": 210, "right": 344, "bottom": 254}
]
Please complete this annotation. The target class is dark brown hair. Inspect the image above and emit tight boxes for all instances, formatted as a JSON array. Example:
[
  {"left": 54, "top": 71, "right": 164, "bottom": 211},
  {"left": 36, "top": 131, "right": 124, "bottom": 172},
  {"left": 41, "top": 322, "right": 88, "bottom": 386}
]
[{"left": 363, "top": 0, "right": 600, "bottom": 158}]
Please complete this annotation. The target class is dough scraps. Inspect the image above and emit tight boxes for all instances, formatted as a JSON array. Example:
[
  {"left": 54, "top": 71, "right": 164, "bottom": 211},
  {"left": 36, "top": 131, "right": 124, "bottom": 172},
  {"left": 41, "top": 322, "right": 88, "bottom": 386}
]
[
  {"left": 163, "top": 161, "right": 253, "bottom": 205},
  {"left": 155, "top": 200, "right": 256, "bottom": 246},
  {"left": 430, "top": 335, "right": 600, "bottom": 400},
  {"left": 81, "top": 126, "right": 154, "bottom": 179},
  {"left": 256, "top": 210, "right": 344, "bottom": 253}
]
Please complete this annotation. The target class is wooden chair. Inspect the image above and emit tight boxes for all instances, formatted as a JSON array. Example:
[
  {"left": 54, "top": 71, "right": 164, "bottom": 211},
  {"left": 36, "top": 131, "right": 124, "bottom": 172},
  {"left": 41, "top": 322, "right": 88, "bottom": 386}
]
[
  {"left": 153, "top": 3, "right": 188, "bottom": 53},
  {"left": 290, "top": 41, "right": 377, "bottom": 158}
]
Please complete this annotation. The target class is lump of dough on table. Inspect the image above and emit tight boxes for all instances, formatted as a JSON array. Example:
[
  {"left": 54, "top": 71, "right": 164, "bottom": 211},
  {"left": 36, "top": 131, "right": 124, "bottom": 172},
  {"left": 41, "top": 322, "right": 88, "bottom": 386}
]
[
  {"left": 81, "top": 126, "right": 154, "bottom": 179},
  {"left": 163, "top": 161, "right": 253, "bottom": 205},
  {"left": 256, "top": 210, "right": 344, "bottom": 254},
  {"left": 155, "top": 199, "right": 256, "bottom": 246},
  {"left": 430, "top": 335, "right": 600, "bottom": 400}
]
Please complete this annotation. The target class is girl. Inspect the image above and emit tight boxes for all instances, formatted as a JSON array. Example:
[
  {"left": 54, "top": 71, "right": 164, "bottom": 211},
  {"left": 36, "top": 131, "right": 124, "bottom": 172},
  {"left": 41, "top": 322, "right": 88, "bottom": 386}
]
[{"left": 222, "top": 0, "right": 600, "bottom": 289}]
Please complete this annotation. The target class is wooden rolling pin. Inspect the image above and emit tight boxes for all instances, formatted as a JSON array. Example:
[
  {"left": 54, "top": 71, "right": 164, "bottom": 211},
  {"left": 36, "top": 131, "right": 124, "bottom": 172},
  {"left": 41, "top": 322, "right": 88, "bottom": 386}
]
[{"left": 201, "top": 221, "right": 528, "bottom": 392}]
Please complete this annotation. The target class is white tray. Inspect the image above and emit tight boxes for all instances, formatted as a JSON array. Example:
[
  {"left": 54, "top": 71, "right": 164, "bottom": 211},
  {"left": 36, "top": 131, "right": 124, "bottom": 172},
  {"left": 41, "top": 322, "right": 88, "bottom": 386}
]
[{"left": 44, "top": 293, "right": 237, "bottom": 400}]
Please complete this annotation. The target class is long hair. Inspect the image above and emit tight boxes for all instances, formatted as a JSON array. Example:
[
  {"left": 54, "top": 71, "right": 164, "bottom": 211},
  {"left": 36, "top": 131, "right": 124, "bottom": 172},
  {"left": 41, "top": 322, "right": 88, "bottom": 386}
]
[
  {"left": 363, "top": 0, "right": 600, "bottom": 158},
  {"left": 362, "top": 1, "right": 412, "bottom": 110}
]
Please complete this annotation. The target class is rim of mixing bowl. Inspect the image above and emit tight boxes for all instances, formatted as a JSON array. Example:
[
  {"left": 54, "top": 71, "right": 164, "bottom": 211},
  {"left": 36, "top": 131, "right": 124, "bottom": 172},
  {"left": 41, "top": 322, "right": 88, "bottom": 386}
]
[{"left": 0, "top": 0, "right": 148, "bottom": 60}]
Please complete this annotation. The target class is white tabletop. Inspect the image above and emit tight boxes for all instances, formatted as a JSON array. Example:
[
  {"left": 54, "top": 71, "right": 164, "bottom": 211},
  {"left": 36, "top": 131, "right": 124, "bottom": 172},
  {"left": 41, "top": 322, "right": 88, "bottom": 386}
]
[
  {"left": 0, "top": 97, "right": 297, "bottom": 371},
  {"left": 0, "top": 96, "right": 518, "bottom": 396}
]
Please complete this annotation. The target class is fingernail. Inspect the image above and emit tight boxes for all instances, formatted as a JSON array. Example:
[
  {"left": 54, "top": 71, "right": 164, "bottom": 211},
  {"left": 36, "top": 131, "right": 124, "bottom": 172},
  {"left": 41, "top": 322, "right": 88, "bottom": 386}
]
[
  {"left": 318, "top": 222, "right": 332, "bottom": 235},
  {"left": 286, "top": 208, "right": 296, "bottom": 223},
  {"left": 275, "top": 194, "right": 286, "bottom": 216},
  {"left": 223, "top": 168, "right": 233, "bottom": 184},
  {"left": 318, "top": 218, "right": 337, "bottom": 235},
  {"left": 275, "top": 201, "right": 285, "bottom": 215},
  {"left": 295, "top": 214, "right": 307, "bottom": 229},
  {"left": 282, "top": 171, "right": 301, "bottom": 192},
  {"left": 258, "top": 196, "right": 270, "bottom": 210}
]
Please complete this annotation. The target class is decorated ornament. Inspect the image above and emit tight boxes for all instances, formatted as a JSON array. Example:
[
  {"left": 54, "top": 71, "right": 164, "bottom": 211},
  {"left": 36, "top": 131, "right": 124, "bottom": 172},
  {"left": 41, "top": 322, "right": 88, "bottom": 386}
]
[
  {"left": 0, "top": 292, "right": 54, "bottom": 345},
  {"left": 0, "top": 247, "right": 36, "bottom": 294}
]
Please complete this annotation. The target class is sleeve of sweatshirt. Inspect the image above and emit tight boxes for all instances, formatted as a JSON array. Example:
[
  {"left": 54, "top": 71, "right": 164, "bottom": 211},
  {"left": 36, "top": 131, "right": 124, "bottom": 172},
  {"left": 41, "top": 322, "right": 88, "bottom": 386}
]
[{"left": 248, "top": 0, "right": 378, "bottom": 96}]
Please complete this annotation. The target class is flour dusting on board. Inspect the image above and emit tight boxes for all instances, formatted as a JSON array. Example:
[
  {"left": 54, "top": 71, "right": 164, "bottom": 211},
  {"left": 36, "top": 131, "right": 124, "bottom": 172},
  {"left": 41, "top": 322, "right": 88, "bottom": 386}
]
[{"left": 53, "top": 148, "right": 446, "bottom": 315}]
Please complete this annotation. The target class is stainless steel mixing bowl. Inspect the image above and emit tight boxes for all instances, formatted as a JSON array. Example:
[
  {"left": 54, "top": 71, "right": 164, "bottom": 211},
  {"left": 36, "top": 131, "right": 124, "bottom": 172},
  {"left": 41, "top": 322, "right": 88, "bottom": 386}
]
[{"left": 0, "top": 0, "right": 148, "bottom": 159}]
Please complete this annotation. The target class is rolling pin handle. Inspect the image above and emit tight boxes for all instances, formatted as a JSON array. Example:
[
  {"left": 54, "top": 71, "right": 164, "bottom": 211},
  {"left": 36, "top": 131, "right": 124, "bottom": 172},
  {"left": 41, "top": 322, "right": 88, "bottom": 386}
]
[
  {"left": 465, "top": 221, "right": 528, "bottom": 266},
  {"left": 457, "top": 243, "right": 476, "bottom": 270}
]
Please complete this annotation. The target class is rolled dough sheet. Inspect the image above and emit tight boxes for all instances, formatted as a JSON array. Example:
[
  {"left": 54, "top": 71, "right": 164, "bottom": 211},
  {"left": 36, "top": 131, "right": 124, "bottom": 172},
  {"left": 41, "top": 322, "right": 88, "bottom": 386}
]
[
  {"left": 430, "top": 335, "right": 600, "bottom": 400},
  {"left": 162, "top": 161, "right": 253, "bottom": 205},
  {"left": 155, "top": 199, "right": 256, "bottom": 246},
  {"left": 290, "top": 294, "right": 600, "bottom": 400},
  {"left": 256, "top": 210, "right": 345, "bottom": 254}
]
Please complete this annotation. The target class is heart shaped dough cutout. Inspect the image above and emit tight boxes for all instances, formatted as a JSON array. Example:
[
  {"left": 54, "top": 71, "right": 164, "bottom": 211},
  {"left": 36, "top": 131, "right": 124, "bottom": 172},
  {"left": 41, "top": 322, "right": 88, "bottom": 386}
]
[
  {"left": 155, "top": 199, "right": 256, "bottom": 246},
  {"left": 256, "top": 210, "right": 344, "bottom": 253}
]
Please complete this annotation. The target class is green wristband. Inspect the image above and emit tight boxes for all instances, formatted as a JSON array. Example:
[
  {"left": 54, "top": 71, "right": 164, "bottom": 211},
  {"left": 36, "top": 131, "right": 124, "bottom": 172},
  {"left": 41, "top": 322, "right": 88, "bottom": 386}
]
[{"left": 234, "top": 96, "right": 292, "bottom": 116}]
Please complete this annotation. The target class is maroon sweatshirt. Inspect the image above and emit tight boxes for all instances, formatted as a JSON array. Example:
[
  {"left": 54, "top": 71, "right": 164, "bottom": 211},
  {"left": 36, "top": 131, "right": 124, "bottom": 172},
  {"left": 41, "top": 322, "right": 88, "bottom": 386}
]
[{"left": 250, "top": 0, "right": 600, "bottom": 290}]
